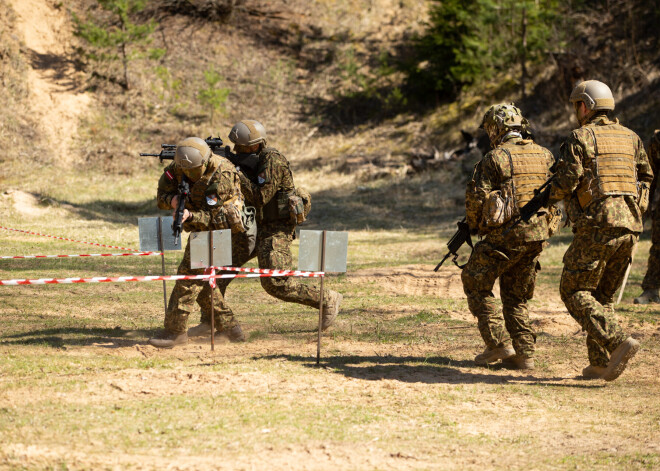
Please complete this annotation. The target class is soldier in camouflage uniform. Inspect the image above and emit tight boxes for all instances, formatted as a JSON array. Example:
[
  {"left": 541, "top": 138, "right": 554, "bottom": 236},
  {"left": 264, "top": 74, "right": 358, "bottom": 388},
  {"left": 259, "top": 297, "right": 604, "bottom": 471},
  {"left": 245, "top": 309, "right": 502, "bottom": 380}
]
[
  {"left": 634, "top": 129, "right": 660, "bottom": 304},
  {"left": 187, "top": 120, "right": 342, "bottom": 336},
  {"left": 149, "top": 137, "right": 247, "bottom": 348},
  {"left": 462, "top": 104, "right": 557, "bottom": 370},
  {"left": 548, "top": 80, "right": 651, "bottom": 381}
]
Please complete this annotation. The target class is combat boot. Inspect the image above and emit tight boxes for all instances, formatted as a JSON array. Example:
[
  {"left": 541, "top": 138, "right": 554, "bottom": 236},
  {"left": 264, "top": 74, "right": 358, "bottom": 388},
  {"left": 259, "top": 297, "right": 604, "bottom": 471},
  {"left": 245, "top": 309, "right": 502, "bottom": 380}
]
[
  {"left": 474, "top": 345, "right": 515, "bottom": 366},
  {"left": 321, "top": 290, "right": 343, "bottom": 331},
  {"left": 502, "top": 354, "right": 535, "bottom": 370},
  {"left": 148, "top": 330, "right": 188, "bottom": 349},
  {"left": 215, "top": 324, "right": 246, "bottom": 343},
  {"left": 582, "top": 365, "right": 606, "bottom": 379},
  {"left": 187, "top": 322, "right": 212, "bottom": 337},
  {"left": 603, "top": 337, "right": 640, "bottom": 381},
  {"left": 633, "top": 288, "right": 660, "bottom": 304}
]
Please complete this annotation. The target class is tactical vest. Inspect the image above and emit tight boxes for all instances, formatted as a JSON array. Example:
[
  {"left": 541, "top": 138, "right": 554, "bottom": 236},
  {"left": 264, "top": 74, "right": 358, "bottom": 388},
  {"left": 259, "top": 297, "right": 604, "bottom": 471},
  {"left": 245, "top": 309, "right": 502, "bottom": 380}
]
[
  {"left": 576, "top": 124, "right": 637, "bottom": 209},
  {"left": 187, "top": 155, "right": 223, "bottom": 211},
  {"left": 502, "top": 141, "right": 549, "bottom": 211}
]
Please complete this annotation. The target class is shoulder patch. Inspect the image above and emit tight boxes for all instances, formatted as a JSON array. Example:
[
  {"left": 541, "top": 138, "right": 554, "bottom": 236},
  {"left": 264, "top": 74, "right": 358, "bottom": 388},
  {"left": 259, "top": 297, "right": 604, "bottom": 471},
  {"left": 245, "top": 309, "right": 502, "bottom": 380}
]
[{"left": 165, "top": 170, "right": 175, "bottom": 181}]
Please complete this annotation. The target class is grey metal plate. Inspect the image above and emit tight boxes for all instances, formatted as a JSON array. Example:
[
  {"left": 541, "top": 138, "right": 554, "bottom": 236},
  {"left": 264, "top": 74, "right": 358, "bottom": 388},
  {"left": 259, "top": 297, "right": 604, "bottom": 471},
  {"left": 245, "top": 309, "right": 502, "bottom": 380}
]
[
  {"left": 298, "top": 230, "right": 348, "bottom": 273},
  {"left": 189, "top": 230, "right": 232, "bottom": 269},
  {"left": 138, "top": 216, "right": 181, "bottom": 252}
]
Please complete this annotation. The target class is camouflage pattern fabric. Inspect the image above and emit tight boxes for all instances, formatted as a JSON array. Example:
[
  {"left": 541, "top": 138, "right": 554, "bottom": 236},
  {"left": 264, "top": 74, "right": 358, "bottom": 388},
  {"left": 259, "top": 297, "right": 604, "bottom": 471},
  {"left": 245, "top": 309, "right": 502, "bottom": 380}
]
[
  {"left": 548, "top": 114, "right": 653, "bottom": 232},
  {"left": 198, "top": 146, "right": 329, "bottom": 325},
  {"left": 559, "top": 228, "right": 634, "bottom": 366},
  {"left": 465, "top": 135, "right": 555, "bottom": 243},
  {"left": 156, "top": 154, "right": 243, "bottom": 334},
  {"left": 164, "top": 238, "right": 240, "bottom": 334},
  {"left": 462, "top": 240, "right": 544, "bottom": 356},
  {"left": 641, "top": 130, "right": 660, "bottom": 290},
  {"left": 550, "top": 114, "right": 651, "bottom": 367},
  {"left": 462, "top": 134, "right": 555, "bottom": 357}
]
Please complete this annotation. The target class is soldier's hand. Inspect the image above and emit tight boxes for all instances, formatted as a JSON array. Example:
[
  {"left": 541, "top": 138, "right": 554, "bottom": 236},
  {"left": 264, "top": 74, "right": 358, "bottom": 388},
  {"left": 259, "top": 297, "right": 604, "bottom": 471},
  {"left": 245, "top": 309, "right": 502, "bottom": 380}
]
[
  {"left": 172, "top": 208, "right": 191, "bottom": 223},
  {"left": 170, "top": 195, "right": 179, "bottom": 209}
]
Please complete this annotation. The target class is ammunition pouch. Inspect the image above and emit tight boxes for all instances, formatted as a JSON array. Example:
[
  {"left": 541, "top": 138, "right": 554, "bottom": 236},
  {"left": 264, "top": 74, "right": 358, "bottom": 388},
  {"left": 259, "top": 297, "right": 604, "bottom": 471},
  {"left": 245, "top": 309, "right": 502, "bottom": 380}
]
[
  {"left": 638, "top": 181, "right": 651, "bottom": 214},
  {"left": 481, "top": 189, "right": 514, "bottom": 229},
  {"left": 290, "top": 187, "right": 311, "bottom": 224},
  {"left": 262, "top": 191, "right": 291, "bottom": 223},
  {"left": 222, "top": 196, "right": 247, "bottom": 234},
  {"left": 546, "top": 206, "right": 563, "bottom": 237}
]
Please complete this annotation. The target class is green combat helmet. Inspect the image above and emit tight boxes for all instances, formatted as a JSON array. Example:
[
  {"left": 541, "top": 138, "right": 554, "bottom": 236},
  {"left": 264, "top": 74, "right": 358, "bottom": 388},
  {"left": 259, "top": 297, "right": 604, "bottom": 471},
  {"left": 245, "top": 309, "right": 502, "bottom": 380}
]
[
  {"left": 175, "top": 136, "right": 211, "bottom": 182},
  {"left": 228, "top": 120, "right": 267, "bottom": 150},
  {"left": 480, "top": 103, "right": 529, "bottom": 147}
]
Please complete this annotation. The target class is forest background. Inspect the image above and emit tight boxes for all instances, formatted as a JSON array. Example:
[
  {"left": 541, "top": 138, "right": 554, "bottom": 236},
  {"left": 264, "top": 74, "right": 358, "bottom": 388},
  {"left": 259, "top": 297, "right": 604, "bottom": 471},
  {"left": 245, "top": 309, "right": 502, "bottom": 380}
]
[{"left": 1, "top": 0, "right": 659, "bottom": 469}]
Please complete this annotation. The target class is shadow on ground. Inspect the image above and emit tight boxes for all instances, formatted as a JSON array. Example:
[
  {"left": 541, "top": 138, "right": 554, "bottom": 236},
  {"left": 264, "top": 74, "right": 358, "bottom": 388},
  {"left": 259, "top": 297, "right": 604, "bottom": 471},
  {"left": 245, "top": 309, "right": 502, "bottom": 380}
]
[
  {"left": 257, "top": 353, "right": 605, "bottom": 388},
  {"left": 0, "top": 327, "right": 155, "bottom": 348}
]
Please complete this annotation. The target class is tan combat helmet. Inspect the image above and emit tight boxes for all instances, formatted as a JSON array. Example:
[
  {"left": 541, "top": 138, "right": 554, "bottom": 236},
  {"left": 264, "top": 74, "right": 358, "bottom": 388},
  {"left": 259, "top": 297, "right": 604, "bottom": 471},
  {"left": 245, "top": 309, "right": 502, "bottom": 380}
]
[
  {"left": 228, "top": 120, "right": 267, "bottom": 148},
  {"left": 569, "top": 80, "right": 615, "bottom": 111},
  {"left": 175, "top": 137, "right": 211, "bottom": 181},
  {"left": 480, "top": 103, "right": 529, "bottom": 146}
]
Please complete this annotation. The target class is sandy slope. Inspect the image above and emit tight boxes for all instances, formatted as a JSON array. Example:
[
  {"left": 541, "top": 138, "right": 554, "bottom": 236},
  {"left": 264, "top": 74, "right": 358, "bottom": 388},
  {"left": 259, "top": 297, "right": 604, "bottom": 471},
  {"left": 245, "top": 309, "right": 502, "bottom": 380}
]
[{"left": 9, "top": 0, "right": 90, "bottom": 163}]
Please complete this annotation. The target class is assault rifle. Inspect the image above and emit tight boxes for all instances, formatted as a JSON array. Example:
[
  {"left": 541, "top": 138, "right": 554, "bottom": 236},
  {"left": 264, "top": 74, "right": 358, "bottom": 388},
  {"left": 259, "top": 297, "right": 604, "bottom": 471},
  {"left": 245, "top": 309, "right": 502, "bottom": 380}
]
[
  {"left": 140, "top": 144, "right": 176, "bottom": 162},
  {"left": 172, "top": 178, "right": 190, "bottom": 245},
  {"left": 503, "top": 176, "right": 555, "bottom": 235},
  {"left": 434, "top": 218, "right": 473, "bottom": 271}
]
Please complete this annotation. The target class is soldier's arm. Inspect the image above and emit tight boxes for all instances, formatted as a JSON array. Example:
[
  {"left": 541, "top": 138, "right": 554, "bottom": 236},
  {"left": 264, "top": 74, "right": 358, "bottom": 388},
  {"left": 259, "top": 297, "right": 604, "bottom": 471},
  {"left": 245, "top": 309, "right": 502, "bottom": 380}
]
[
  {"left": 548, "top": 133, "right": 584, "bottom": 204},
  {"left": 636, "top": 135, "right": 653, "bottom": 184},
  {"left": 238, "top": 173, "right": 259, "bottom": 206},
  {"left": 183, "top": 169, "right": 239, "bottom": 232},
  {"left": 465, "top": 154, "right": 496, "bottom": 231},
  {"left": 253, "top": 153, "right": 284, "bottom": 207},
  {"left": 156, "top": 163, "right": 179, "bottom": 210}
]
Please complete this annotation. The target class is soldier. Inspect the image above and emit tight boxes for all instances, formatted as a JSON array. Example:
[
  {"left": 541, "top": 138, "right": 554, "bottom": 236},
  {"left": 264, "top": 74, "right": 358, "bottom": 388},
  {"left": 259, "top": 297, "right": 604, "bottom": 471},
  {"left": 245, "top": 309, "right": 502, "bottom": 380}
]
[
  {"left": 547, "top": 80, "right": 652, "bottom": 381},
  {"left": 634, "top": 129, "right": 660, "bottom": 304},
  {"left": 187, "top": 120, "right": 342, "bottom": 336},
  {"left": 462, "top": 104, "right": 558, "bottom": 370},
  {"left": 149, "top": 137, "right": 247, "bottom": 348}
]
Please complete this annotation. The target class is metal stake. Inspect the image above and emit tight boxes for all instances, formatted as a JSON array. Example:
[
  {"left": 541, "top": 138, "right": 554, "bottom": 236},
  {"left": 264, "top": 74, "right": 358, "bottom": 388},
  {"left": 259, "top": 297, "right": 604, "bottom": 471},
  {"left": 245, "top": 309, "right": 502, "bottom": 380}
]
[
  {"left": 316, "top": 230, "right": 327, "bottom": 366},
  {"left": 157, "top": 217, "right": 167, "bottom": 315},
  {"left": 210, "top": 230, "right": 215, "bottom": 351}
]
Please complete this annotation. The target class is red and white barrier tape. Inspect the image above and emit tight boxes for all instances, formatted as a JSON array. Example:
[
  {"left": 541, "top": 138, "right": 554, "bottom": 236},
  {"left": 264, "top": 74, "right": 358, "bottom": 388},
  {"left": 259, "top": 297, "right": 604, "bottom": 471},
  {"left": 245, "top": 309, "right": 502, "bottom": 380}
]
[
  {"left": 1, "top": 252, "right": 161, "bottom": 260},
  {"left": 0, "top": 271, "right": 324, "bottom": 286},
  {"left": 215, "top": 266, "right": 322, "bottom": 276},
  {"left": 0, "top": 226, "right": 140, "bottom": 252}
]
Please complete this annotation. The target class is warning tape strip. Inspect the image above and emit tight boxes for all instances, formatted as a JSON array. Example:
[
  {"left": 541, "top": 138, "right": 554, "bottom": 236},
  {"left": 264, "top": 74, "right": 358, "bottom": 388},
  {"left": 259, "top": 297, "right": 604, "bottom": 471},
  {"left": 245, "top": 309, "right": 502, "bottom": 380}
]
[
  {"left": 1, "top": 252, "right": 162, "bottom": 260},
  {"left": 0, "top": 271, "right": 324, "bottom": 286},
  {"left": 0, "top": 226, "right": 140, "bottom": 252},
  {"left": 215, "top": 266, "right": 321, "bottom": 276}
]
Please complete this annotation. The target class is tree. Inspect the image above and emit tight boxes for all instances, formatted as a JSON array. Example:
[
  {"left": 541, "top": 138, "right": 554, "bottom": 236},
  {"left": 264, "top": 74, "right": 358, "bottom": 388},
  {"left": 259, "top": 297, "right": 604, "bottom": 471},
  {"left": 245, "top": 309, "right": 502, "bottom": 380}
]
[
  {"left": 197, "top": 67, "right": 230, "bottom": 125},
  {"left": 73, "top": 0, "right": 160, "bottom": 90}
]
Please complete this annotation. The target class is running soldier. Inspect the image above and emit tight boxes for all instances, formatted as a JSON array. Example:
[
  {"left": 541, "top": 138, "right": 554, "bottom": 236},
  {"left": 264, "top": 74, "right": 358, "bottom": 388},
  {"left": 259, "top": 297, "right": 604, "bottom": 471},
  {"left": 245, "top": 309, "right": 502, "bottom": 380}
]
[
  {"left": 187, "top": 120, "right": 342, "bottom": 336},
  {"left": 547, "top": 80, "right": 652, "bottom": 380},
  {"left": 634, "top": 129, "right": 660, "bottom": 304},
  {"left": 462, "top": 104, "right": 558, "bottom": 370},
  {"left": 149, "top": 137, "right": 247, "bottom": 348}
]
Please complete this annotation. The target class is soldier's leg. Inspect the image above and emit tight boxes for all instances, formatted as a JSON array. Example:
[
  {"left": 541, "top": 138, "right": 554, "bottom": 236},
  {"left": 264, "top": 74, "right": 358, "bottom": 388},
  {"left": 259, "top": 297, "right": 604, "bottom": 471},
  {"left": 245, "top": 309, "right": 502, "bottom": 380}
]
[
  {"left": 499, "top": 242, "right": 543, "bottom": 358},
  {"left": 641, "top": 208, "right": 660, "bottom": 290},
  {"left": 163, "top": 240, "right": 205, "bottom": 334},
  {"left": 559, "top": 231, "right": 628, "bottom": 365},
  {"left": 461, "top": 241, "right": 510, "bottom": 349},
  {"left": 197, "top": 233, "right": 257, "bottom": 329},
  {"left": 257, "top": 228, "right": 324, "bottom": 308}
]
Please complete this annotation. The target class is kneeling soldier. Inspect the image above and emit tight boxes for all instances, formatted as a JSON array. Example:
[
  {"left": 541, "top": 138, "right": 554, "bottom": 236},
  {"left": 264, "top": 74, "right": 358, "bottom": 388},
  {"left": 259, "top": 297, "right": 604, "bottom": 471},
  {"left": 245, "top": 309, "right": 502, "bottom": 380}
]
[
  {"left": 149, "top": 137, "right": 246, "bottom": 348},
  {"left": 462, "top": 104, "right": 558, "bottom": 370}
]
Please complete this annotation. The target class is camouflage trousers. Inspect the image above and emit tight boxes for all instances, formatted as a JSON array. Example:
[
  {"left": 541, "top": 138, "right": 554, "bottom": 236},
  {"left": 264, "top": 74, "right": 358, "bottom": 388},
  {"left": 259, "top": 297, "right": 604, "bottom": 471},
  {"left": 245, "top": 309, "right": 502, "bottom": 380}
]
[
  {"left": 163, "top": 237, "right": 239, "bottom": 334},
  {"left": 199, "top": 222, "right": 328, "bottom": 325},
  {"left": 559, "top": 228, "right": 634, "bottom": 367},
  {"left": 461, "top": 240, "right": 543, "bottom": 357},
  {"left": 641, "top": 207, "right": 660, "bottom": 289}
]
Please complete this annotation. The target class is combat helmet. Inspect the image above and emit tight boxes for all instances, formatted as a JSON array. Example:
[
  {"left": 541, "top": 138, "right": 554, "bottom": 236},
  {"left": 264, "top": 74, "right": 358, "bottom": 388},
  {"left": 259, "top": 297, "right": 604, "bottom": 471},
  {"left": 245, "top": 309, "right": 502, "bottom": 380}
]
[
  {"left": 229, "top": 120, "right": 267, "bottom": 149},
  {"left": 175, "top": 137, "right": 211, "bottom": 181},
  {"left": 569, "top": 80, "right": 615, "bottom": 111},
  {"left": 480, "top": 103, "right": 529, "bottom": 146}
]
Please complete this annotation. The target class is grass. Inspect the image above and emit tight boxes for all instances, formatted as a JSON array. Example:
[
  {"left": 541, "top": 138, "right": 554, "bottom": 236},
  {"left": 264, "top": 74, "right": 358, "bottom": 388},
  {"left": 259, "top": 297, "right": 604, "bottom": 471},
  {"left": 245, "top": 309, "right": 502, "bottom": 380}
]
[{"left": 1, "top": 170, "right": 659, "bottom": 470}]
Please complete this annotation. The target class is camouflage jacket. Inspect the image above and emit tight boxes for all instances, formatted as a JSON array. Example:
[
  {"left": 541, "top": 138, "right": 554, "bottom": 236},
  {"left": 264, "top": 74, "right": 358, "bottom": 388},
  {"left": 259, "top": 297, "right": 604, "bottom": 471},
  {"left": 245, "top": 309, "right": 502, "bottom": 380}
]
[
  {"left": 238, "top": 147, "right": 295, "bottom": 224},
  {"left": 466, "top": 134, "right": 555, "bottom": 244},
  {"left": 157, "top": 154, "right": 243, "bottom": 233},
  {"left": 548, "top": 114, "right": 653, "bottom": 233}
]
